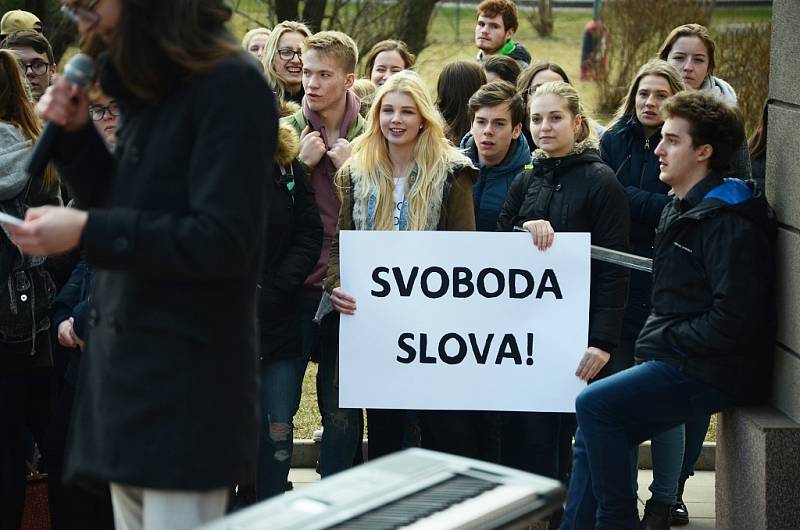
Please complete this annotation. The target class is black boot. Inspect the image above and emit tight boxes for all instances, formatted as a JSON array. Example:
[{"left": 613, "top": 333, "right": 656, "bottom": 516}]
[
  {"left": 670, "top": 478, "right": 690, "bottom": 526},
  {"left": 640, "top": 499, "right": 671, "bottom": 530}
]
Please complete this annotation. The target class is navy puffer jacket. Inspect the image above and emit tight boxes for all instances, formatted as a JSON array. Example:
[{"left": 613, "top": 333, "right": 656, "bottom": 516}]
[{"left": 600, "top": 116, "right": 670, "bottom": 338}]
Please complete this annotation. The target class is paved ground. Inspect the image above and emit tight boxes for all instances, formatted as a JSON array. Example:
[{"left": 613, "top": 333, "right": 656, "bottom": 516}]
[{"left": 288, "top": 468, "right": 717, "bottom": 528}]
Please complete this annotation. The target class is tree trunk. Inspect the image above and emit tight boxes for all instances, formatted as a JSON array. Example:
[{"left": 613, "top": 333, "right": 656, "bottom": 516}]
[
  {"left": 397, "top": 0, "right": 440, "bottom": 56},
  {"left": 302, "top": 0, "right": 326, "bottom": 32},
  {"left": 24, "top": 0, "right": 48, "bottom": 27},
  {"left": 274, "top": 0, "right": 299, "bottom": 23}
]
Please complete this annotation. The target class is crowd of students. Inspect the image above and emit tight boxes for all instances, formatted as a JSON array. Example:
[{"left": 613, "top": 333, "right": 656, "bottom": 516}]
[{"left": 0, "top": 1, "right": 775, "bottom": 530}]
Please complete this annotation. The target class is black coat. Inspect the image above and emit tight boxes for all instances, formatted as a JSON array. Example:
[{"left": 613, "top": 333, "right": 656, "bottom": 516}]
[
  {"left": 497, "top": 145, "right": 630, "bottom": 352},
  {"left": 600, "top": 116, "right": 671, "bottom": 338},
  {"left": 259, "top": 159, "right": 322, "bottom": 362},
  {"left": 635, "top": 175, "right": 776, "bottom": 401},
  {"left": 52, "top": 54, "right": 277, "bottom": 490}
]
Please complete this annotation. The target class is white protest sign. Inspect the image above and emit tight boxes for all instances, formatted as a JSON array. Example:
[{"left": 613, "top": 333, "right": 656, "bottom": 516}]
[{"left": 338, "top": 231, "right": 591, "bottom": 413}]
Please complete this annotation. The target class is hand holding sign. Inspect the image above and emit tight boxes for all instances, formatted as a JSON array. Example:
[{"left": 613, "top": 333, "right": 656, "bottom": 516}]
[
  {"left": 338, "top": 231, "right": 592, "bottom": 412},
  {"left": 331, "top": 287, "right": 357, "bottom": 315},
  {"left": 522, "top": 219, "right": 555, "bottom": 251}
]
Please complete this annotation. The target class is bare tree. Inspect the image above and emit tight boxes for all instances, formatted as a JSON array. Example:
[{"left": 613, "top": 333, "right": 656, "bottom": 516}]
[
  {"left": 236, "top": 0, "right": 440, "bottom": 58},
  {"left": 596, "top": 0, "right": 715, "bottom": 117},
  {"left": 274, "top": 0, "right": 298, "bottom": 24},
  {"left": 302, "top": 0, "right": 327, "bottom": 32},
  {"left": 526, "top": 0, "right": 553, "bottom": 38},
  {"left": 397, "top": 0, "right": 440, "bottom": 55}
]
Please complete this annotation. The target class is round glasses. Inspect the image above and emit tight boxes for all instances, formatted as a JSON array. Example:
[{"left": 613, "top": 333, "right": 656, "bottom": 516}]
[
  {"left": 19, "top": 60, "right": 50, "bottom": 76},
  {"left": 277, "top": 48, "right": 301, "bottom": 61},
  {"left": 89, "top": 101, "right": 120, "bottom": 121}
]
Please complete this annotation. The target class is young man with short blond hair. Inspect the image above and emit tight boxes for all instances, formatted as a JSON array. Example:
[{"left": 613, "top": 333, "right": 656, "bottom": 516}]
[{"left": 281, "top": 30, "right": 365, "bottom": 478}]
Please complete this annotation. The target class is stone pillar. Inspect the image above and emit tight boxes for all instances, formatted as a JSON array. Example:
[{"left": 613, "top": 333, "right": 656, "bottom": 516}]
[{"left": 716, "top": 1, "right": 800, "bottom": 528}]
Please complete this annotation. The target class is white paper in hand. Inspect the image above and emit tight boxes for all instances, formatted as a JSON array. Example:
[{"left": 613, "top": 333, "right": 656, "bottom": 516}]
[{"left": 0, "top": 211, "right": 24, "bottom": 226}]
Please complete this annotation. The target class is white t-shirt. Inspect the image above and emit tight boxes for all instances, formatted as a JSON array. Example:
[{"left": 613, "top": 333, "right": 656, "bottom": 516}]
[{"left": 393, "top": 177, "right": 406, "bottom": 230}]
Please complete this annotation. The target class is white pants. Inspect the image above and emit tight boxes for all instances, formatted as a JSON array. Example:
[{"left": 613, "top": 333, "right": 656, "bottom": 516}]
[{"left": 110, "top": 483, "right": 228, "bottom": 530}]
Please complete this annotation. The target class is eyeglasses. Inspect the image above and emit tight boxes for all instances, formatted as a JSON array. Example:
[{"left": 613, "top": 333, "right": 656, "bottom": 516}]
[
  {"left": 61, "top": 0, "right": 101, "bottom": 27},
  {"left": 89, "top": 101, "right": 120, "bottom": 121},
  {"left": 19, "top": 60, "right": 50, "bottom": 76},
  {"left": 277, "top": 48, "right": 301, "bottom": 61}
]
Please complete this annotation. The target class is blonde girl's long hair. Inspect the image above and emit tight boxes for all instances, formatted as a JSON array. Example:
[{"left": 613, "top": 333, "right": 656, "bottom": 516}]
[
  {"left": 611, "top": 59, "right": 685, "bottom": 125},
  {"left": 530, "top": 80, "right": 598, "bottom": 144},
  {"left": 262, "top": 21, "right": 311, "bottom": 101},
  {"left": 0, "top": 50, "right": 41, "bottom": 142},
  {"left": 0, "top": 50, "right": 58, "bottom": 194},
  {"left": 339, "top": 71, "right": 472, "bottom": 231}
]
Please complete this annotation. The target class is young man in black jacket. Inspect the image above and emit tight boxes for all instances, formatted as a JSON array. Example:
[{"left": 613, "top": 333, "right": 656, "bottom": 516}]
[{"left": 560, "top": 91, "right": 776, "bottom": 530}]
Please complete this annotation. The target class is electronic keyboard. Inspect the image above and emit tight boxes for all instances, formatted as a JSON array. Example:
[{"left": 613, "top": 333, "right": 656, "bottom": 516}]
[{"left": 198, "top": 448, "right": 565, "bottom": 530}]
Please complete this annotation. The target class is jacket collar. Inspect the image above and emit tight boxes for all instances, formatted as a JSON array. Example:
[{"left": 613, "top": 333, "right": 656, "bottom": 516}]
[
  {"left": 461, "top": 133, "right": 531, "bottom": 173},
  {"left": 532, "top": 137, "right": 598, "bottom": 162},
  {"left": 681, "top": 173, "right": 725, "bottom": 210},
  {"left": 679, "top": 175, "right": 755, "bottom": 219}
]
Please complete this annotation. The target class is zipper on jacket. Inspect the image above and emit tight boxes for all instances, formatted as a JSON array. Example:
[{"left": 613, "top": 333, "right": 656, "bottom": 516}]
[{"left": 639, "top": 137, "right": 652, "bottom": 189}]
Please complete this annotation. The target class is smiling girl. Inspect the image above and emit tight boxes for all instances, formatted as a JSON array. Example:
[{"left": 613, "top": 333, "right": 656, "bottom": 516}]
[
  {"left": 363, "top": 39, "right": 415, "bottom": 88},
  {"left": 326, "top": 71, "right": 481, "bottom": 461},
  {"left": 263, "top": 21, "right": 310, "bottom": 104}
]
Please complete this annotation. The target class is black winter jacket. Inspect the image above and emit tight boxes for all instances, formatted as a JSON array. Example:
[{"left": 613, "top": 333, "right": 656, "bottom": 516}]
[
  {"left": 497, "top": 143, "right": 630, "bottom": 352},
  {"left": 259, "top": 124, "right": 323, "bottom": 362},
  {"left": 601, "top": 116, "right": 671, "bottom": 338},
  {"left": 53, "top": 53, "right": 276, "bottom": 490},
  {"left": 635, "top": 175, "right": 776, "bottom": 401}
]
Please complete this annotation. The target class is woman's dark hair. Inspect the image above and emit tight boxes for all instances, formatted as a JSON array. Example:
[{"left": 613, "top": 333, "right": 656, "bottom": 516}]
[
  {"left": 516, "top": 61, "right": 570, "bottom": 111},
  {"left": 482, "top": 55, "right": 521, "bottom": 85},
  {"left": 95, "top": 0, "right": 241, "bottom": 102},
  {"left": 436, "top": 61, "right": 486, "bottom": 145},
  {"left": 363, "top": 39, "right": 415, "bottom": 79},
  {"left": 749, "top": 100, "right": 769, "bottom": 161}
]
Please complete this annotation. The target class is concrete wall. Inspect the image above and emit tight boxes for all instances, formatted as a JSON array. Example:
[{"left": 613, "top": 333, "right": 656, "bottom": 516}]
[{"left": 716, "top": 1, "right": 800, "bottom": 528}]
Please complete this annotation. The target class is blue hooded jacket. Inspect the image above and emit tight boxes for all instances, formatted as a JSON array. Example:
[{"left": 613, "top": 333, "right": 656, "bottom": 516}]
[{"left": 461, "top": 132, "right": 531, "bottom": 232}]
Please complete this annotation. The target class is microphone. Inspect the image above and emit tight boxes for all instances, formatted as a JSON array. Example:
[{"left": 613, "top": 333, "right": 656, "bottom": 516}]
[{"left": 27, "top": 53, "right": 96, "bottom": 181}]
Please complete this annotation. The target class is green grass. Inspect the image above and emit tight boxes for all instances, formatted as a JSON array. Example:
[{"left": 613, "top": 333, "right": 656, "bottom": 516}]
[{"left": 295, "top": 363, "right": 321, "bottom": 439}]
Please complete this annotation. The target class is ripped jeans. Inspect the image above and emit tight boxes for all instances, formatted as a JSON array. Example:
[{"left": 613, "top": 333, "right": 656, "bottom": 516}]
[{"left": 255, "top": 354, "right": 309, "bottom": 500}]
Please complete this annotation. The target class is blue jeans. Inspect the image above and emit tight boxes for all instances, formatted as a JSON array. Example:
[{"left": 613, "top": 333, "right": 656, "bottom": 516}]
[
  {"left": 681, "top": 414, "right": 711, "bottom": 482},
  {"left": 255, "top": 354, "right": 309, "bottom": 500},
  {"left": 647, "top": 424, "right": 685, "bottom": 504},
  {"left": 560, "top": 361, "right": 734, "bottom": 530},
  {"left": 646, "top": 410, "right": 711, "bottom": 504},
  {"left": 316, "top": 311, "right": 363, "bottom": 477}
]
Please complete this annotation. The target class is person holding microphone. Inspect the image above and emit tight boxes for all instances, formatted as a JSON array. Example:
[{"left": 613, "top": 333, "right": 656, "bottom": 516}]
[{"left": 4, "top": 1, "right": 277, "bottom": 529}]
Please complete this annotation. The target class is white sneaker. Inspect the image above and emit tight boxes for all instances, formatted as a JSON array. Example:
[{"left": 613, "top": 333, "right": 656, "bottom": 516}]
[{"left": 312, "top": 428, "right": 323, "bottom": 442}]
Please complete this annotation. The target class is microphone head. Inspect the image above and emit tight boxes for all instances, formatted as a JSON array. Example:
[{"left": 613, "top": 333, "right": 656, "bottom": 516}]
[{"left": 63, "top": 53, "right": 95, "bottom": 88}]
